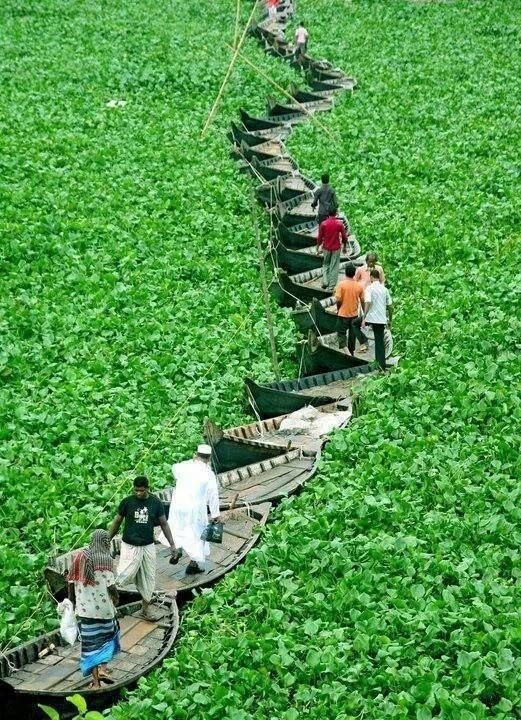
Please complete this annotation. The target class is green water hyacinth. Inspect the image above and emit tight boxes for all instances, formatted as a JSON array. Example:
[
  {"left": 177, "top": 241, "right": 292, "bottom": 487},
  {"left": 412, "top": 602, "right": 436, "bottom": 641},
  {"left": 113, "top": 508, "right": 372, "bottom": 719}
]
[{"left": 0, "top": 0, "right": 519, "bottom": 717}]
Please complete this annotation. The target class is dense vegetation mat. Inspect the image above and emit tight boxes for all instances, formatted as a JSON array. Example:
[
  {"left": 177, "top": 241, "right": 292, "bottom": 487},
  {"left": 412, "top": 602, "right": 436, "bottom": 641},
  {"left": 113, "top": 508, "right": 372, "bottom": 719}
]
[
  {"left": 109, "top": 1, "right": 520, "bottom": 719},
  {"left": 1, "top": 0, "right": 519, "bottom": 717},
  {"left": 0, "top": 0, "right": 300, "bottom": 645}
]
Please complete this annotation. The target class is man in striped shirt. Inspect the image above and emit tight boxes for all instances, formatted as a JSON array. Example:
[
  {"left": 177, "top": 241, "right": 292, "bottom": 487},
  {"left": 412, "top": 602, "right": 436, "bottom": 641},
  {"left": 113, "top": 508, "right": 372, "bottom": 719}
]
[{"left": 363, "top": 268, "right": 393, "bottom": 370}]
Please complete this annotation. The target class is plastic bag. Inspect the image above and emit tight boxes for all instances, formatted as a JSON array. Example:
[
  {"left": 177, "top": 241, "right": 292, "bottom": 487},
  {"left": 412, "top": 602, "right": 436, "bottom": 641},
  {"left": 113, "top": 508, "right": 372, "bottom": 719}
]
[
  {"left": 57, "top": 598, "right": 78, "bottom": 645},
  {"left": 201, "top": 522, "right": 224, "bottom": 544}
]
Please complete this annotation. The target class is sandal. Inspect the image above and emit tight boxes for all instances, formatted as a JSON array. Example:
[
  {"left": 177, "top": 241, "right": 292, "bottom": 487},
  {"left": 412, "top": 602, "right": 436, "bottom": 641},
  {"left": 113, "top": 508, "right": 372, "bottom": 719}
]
[
  {"left": 98, "top": 668, "right": 114, "bottom": 681},
  {"left": 88, "top": 682, "right": 101, "bottom": 690},
  {"left": 169, "top": 548, "right": 183, "bottom": 565}
]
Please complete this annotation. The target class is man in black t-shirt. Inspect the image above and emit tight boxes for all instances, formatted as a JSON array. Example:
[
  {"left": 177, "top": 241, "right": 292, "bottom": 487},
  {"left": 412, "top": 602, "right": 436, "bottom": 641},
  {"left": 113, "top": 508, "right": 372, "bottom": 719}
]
[{"left": 109, "top": 476, "right": 179, "bottom": 619}]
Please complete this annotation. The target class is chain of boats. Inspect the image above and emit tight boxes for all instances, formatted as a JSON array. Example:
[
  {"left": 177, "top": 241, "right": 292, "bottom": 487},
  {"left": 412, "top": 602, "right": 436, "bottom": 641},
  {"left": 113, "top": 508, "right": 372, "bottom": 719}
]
[{"left": 0, "top": 1, "right": 395, "bottom": 709}]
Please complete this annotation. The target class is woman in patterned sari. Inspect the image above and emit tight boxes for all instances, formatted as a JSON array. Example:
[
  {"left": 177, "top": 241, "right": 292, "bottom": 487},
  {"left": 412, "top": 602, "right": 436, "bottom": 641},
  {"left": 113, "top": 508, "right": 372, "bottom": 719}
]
[{"left": 68, "top": 529, "right": 120, "bottom": 689}]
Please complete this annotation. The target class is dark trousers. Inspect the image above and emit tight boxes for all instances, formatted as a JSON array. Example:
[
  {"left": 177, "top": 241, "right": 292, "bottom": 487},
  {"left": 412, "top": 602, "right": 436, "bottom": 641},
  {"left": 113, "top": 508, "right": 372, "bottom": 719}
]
[
  {"left": 337, "top": 315, "right": 366, "bottom": 354},
  {"left": 371, "top": 323, "right": 386, "bottom": 370}
]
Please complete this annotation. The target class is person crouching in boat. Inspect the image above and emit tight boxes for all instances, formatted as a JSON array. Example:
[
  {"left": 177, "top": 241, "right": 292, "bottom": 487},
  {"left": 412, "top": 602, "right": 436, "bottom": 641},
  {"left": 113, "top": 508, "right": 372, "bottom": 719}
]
[
  {"left": 109, "top": 476, "right": 179, "bottom": 620},
  {"left": 161, "top": 444, "right": 220, "bottom": 575},
  {"left": 67, "top": 529, "right": 120, "bottom": 689}
]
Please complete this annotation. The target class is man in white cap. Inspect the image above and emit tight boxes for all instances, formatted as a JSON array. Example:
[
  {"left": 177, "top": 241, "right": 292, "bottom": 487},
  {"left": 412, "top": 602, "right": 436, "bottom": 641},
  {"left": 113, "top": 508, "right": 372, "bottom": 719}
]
[{"left": 162, "top": 444, "right": 220, "bottom": 575}]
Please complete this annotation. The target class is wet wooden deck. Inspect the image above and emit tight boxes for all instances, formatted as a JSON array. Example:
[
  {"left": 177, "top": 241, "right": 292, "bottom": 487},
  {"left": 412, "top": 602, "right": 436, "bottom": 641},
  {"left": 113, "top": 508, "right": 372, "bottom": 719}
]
[{"left": 1, "top": 599, "right": 177, "bottom": 697}]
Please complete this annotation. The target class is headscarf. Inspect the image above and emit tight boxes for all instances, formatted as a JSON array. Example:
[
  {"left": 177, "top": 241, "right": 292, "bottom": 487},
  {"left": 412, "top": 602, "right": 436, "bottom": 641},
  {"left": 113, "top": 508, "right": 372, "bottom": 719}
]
[{"left": 68, "top": 529, "right": 114, "bottom": 586}]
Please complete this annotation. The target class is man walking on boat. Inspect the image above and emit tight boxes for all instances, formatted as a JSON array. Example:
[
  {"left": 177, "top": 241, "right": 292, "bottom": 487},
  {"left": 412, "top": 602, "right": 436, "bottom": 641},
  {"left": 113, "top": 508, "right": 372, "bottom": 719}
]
[
  {"left": 363, "top": 268, "right": 393, "bottom": 371},
  {"left": 335, "top": 263, "right": 367, "bottom": 354},
  {"left": 161, "top": 444, "right": 220, "bottom": 575},
  {"left": 294, "top": 21, "right": 309, "bottom": 63},
  {"left": 312, "top": 173, "right": 338, "bottom": 226},
  {"left": 109, "top": 476, "right": 179, "bottom": 620},
  {"left": 317, "top": 207, "right": 348, "bottom": 291}
]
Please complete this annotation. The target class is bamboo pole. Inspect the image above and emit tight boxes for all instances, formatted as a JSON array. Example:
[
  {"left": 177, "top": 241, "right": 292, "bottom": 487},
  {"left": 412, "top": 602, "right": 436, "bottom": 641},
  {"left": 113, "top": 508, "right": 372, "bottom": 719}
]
[
  {"left": 224, "top": 42, "right": 338, "bottom": 142},
  {"left": 251, "top": 187, "right": 281, "bottom": 380},
  {"left": 233, "top": 0, "right": 242, "bottom": 50},
  {"left": 201, "top": 0, "right": 260, "bottom": 138}
]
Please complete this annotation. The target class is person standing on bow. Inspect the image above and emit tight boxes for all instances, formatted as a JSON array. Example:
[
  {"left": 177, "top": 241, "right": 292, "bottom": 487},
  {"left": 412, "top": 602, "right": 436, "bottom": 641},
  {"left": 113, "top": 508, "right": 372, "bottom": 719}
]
[
  {"left": 161, "top": 444, "right": 220, "bottom": 576},
  {"left": 294, "top": 21, "right": 309, "bottom": 61},
  {"left": 68, "top": 529, "right": 120, "bottom": 690},
  {"left": 363, "top": 267, "right": 393, "bottom": 371},
  {"left": 311, "top": 173, "right": 338, "bottom": 227},
  {"left": 109, "top": 476, "right": 179, "bottom": 620},
  {"left": 266, "top": 0, "right": 279, "bottom": 22},
  {"left": 355, "top": 252, "right": 386, "bottom": 289},
  {"left": 335, "top": 263, "right": 367, "bottom": 354},
  {"left": 317, "top": 207, "right": 348, "bottom": 291}
]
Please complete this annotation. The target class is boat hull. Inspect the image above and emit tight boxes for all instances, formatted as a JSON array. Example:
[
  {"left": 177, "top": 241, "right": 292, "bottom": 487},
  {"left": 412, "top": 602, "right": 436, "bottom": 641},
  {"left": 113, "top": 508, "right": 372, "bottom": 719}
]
[{"left": 244, "top": 364, "right": 374, "bottom": 419}]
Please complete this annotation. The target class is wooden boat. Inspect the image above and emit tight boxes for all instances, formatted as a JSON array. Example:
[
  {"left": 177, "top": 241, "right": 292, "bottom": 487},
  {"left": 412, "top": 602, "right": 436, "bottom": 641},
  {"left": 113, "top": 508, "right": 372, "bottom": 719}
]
[
  {"left": 275, "top": 192, "right": 316, "bottom": 226},
  {"left": 240, "top": 108, "right": 288, "bottom": 132},
  {"left": 267, "top": 96, "right": 333, "bottom": 116},
  {"left": 248, "top": 154, "right": 299, "bottom": 181},
  {"left": 204, "top": 420, "right": 289, "bottom": 473},
  {"left": 277, "top": 217, "right": 354, "bottom": 247},
  {"left": 44, "top": 505, "right": 271, "bottom": 599},
  {"left": 217, "top": 451, "right": 317, "bottom": 506},
  {"left": 266, "top": 109, "right": 309, "bottom": 125},
  {"left": 229, "top": 121, "right": 289, "bottom": 148},
  {"left": 244, "top": 364, "right": 375, "bottom": 419},
  {"left": 290, "top": 297, "right": 394, "bottom": 354},
  {"left": 213, "top": 404, "right": 353, "bottom": 455},
  {"left": 305, "top": 328, "right": 393, "bottom": 365},
  {"left": 0, "top": 597, "right": 178, "bottom": 701},
  {"left": 157, "top": 453, "right": 316, "bottom": 508},
  {"left": 291, "top": 296, "right": 339, "bottom": 334},
  {"left": 272, "top": 237, "right": 362, "bottom": 274},
  {"left": 308, "top": 78, "right": 353, "bottom": 93},
  {"left": 298, "top": 332, "right": 372, "bottom": 375},
  {"left": 237, "top": 138, "right": 286, "bottom": 162},
  {"left": 288, "top": 84, "right": 336, "bottom": 104},
  {"left": 309, "top": 67, "right": 356, "bottom": 89},
  {"left": 277, "top": 219, "right": 319, "bottom": 249},
  {"left": 270, "top": 261, "right": 363, "bottom": 308},
  {"left": 275, "top": 193, "right": 355, "bottom": 228},
  {"left": 240, "top": 107, "right": 305, "bottom": 131},
  {"left": 249, "top": 20, "right": 283, "bottom": 42},
  {"left": 256, "top": 173, "right": 317, "bottom": 206},
  {"left": 263, "top": 38, "right": 294, "bottom": 61}
]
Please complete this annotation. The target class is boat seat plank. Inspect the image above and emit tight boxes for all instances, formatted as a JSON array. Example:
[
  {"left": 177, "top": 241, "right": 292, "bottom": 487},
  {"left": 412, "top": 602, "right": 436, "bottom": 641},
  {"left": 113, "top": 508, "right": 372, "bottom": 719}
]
[
  {"left": 224, "top": 526, "right": 253, "bottom": 540},
  {"left": 235, "top": 470, "right": 306, "bottom": 501},
  {"left": 37, "top": 654, "right": 63, "bottom": 666},
  {"left": 203, "top": 546, "right": 237, "bottom": 564},
  {"left": 127, "top": 644, "right": 150, "bottom": 657},
  {"left": 286, "top": 459, "right": 316, "bottom": 469},
  {"left": 120, "top": 621, "right": 156, "bottom": 651},
  {"left": 220, "top": 465, "right": 296, "bottom": 492},
  {"left": 119, "top": 615, "right": 144, "bottom": 636},
  {"left": 17, "top": 659, "right": 78, "bottom": 692},
  {"left": 54, "top": 670, "right": 86, "bottom": 691}
]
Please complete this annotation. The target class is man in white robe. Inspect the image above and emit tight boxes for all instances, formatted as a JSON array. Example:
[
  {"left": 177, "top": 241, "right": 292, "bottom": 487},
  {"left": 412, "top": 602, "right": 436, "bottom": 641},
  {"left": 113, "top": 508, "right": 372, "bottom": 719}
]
[{"left": 163, "top": 444, "right": 220, "bottom": 574}]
